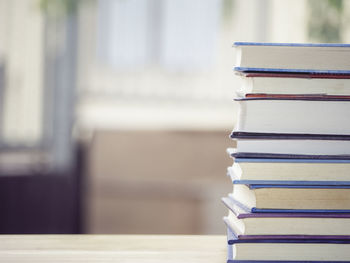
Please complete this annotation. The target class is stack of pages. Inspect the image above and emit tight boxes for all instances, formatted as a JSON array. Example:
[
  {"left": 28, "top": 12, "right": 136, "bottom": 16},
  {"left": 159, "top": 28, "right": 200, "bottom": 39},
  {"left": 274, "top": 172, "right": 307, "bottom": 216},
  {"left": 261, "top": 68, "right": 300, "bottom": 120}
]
[{"left": 223, "top": 42, "right": 350, "bottom": 263}]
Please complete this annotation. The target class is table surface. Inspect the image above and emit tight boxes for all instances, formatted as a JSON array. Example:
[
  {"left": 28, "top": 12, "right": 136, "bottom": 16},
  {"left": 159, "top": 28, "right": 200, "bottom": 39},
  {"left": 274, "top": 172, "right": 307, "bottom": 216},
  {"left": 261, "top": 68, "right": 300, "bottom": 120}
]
[{"left": 0, "top": 235, "right": 227, "bottom": 262}]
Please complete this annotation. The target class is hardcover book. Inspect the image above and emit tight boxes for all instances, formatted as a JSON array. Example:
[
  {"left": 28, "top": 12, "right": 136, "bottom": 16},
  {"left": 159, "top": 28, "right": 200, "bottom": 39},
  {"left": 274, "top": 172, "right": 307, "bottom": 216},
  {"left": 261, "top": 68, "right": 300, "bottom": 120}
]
[
  {"left": 226, "top": 222, "right": 350, "bottom": 262},
  {"left": 230, "top": 183, "right": 350, "bottom": 211},
  {"left": 234, "top": 96, "right": 350, "bottom": 136},
  {"left": 222, "top": 196, "right": 350, "bottom": 236},
  {"left": 226, "top": 240, "right": 350, "bottom": 261},
  {"left": 234, "top": 42, "right": 350, "bottom": 74},
  {"left": 236, "top": 72, "right": 350, "bottom": 96},
  {"left": 227, "top": 157, "right": 350, "bottom": 185},
  {"left": 232, "top": 138, "right": 350, "bottom": 156},
  {"left": 227, "top": 147, "right": 350, "bottom": 160}
]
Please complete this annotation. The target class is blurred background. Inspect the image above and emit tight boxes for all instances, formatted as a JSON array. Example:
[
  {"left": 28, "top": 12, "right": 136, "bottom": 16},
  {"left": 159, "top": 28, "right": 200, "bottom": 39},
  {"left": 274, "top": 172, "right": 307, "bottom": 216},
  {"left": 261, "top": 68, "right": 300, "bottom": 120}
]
[{"left": 0, "top": 0, "right": 349, "bottom": 234}]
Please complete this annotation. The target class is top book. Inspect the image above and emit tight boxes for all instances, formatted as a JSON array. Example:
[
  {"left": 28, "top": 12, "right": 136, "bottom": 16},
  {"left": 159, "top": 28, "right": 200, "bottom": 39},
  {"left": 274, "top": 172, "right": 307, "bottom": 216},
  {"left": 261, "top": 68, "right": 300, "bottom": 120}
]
[{"left": 234, "top": 42, "right": 350, "bottom": 74}]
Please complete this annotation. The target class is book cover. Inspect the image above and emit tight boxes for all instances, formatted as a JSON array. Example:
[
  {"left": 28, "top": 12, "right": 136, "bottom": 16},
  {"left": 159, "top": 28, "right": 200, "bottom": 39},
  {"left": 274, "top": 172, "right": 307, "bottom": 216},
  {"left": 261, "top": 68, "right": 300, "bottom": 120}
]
[
  {"left": 233, "top": 157, "right": 350, "bottom": 164},
  {"left": 236, "top": 73, "right": 350, "bottom": 96},
  {"left": 234, "top": 42, "right": 350, "bottom": 76},
  {"left": 223, "top": 195, "right": 350, "bottom": 214},
  {"left": 235, "top": 67, "right": 350, "bottom": 74},
  {"left": 230, "top": 132, "right": 350, "bottom": 140},
  {"left": 225, "top": 222, "right": 350, "bottom": 245},
  {"left": 233, "top": 180, "right": 350, "bottom": 186},
  {"left": 234, "top": 42, "right": 350, "bottom": 47},
  {"left": 228, "top": 260, "right": 350, "bottom": 263},
  {"left": 239, "top": 72, "right": 350, "bottom": 79},
  {"left": 227, "top": 164, "right": 350, "bottom": 186},
  {"left": 230, "top": 152, "right": 350, "bottom": 160},
  {"left": 246, "top": 184, "right": 350, "bottom": 189},
  {"left": 233, "top": 98, "right": 350, "bottom": 135},
  {"left": 222, "top": 196, "right": 350, "bottom": 217},
  {"left": 236, "top": 95, "right": 350, "bottom": 101},
  {"left": 226, "top": 225, "right": 350, "bottom": 262}
]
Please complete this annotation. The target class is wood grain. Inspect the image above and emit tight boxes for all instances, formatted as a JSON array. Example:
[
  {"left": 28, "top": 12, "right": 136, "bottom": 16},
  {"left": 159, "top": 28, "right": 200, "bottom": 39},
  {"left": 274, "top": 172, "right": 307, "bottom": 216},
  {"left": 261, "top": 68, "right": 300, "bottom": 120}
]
[{"left": 0, "top": 235, "right": 227, "bottom": 262}]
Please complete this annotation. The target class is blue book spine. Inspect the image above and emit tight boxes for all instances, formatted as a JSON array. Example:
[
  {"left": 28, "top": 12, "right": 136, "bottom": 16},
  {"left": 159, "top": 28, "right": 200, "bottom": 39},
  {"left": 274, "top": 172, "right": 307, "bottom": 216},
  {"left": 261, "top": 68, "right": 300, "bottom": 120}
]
[
  {"left": 228, "top": 261, "right": 350, "bottom": 263},
  {"left": 251, "top": 207, "right": 350, "bottom": 213},
  {"left": 233, "top": 180, "right": 350, "bottom": 186},
  {"left": 234, "top": 158, "right": 350, "bottom": 163},
  {"left": 233, "top": 42, "right": 350, "bottom": 47},
  {"left": 234, "top": 67, "right": 350, "bottom": 74}
]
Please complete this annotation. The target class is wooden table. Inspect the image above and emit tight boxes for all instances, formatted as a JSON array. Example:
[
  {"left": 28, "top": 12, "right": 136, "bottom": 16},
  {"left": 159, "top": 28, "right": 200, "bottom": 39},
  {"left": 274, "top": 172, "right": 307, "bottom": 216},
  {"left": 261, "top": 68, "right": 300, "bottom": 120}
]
[{"left": 0, "top": 235, "right": 227, "bottom": 262}]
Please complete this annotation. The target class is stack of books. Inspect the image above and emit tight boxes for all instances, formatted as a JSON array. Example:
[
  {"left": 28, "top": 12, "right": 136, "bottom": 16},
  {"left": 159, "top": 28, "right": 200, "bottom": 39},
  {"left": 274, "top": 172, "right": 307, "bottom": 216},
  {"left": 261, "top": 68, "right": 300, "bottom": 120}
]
[{"left": 222, "top": 42, "right": 350, "bottom": 263}]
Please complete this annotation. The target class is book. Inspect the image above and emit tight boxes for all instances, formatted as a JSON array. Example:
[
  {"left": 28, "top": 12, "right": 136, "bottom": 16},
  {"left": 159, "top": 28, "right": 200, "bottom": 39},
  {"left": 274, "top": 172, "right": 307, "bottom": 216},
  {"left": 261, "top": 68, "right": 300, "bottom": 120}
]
[
  {"left": 227, "top": 159, "right": 350, "bottom": 184},
  {"left": 230, "top": 131, "right": 350, "bottom": 140},
  {"left": 228, "top": 260, "right": 350, "bottom": 263},
  {"left": 227, "top": 147, "right": 350, "bottom": 160},
  {"left": 234, "top": 96, "right": 350, "bottom": 136},
  {"left": 230, "top": 184, "right": 350, "bottom": 211},
  {"left": 234, "top": 42, "right": 350, "bottom": 74},
  {"left": 226, "top": 241, "right": 350, "bottom": 261},
  {"left": 237, "top": 72, "right": 350, "bottom": 96},
  {"left": 232, "top": 138, "right": 350, "bottom": 156},
  {"left": 222, "top": 196, "right": 350, "bottom": 236},
  {"left": 226, "top": 227, "right": 350, "bottom": 263}
]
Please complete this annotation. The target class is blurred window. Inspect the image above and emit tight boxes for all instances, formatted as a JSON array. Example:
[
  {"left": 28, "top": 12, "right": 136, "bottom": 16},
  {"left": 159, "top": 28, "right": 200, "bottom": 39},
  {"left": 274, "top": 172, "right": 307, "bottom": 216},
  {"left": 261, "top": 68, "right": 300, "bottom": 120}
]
[
  {"left": 0, "top": 0, "right": 76, "bottom": 174},
  {"left": 96, "top": 0, "right": 222, "bottom": 71}
]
